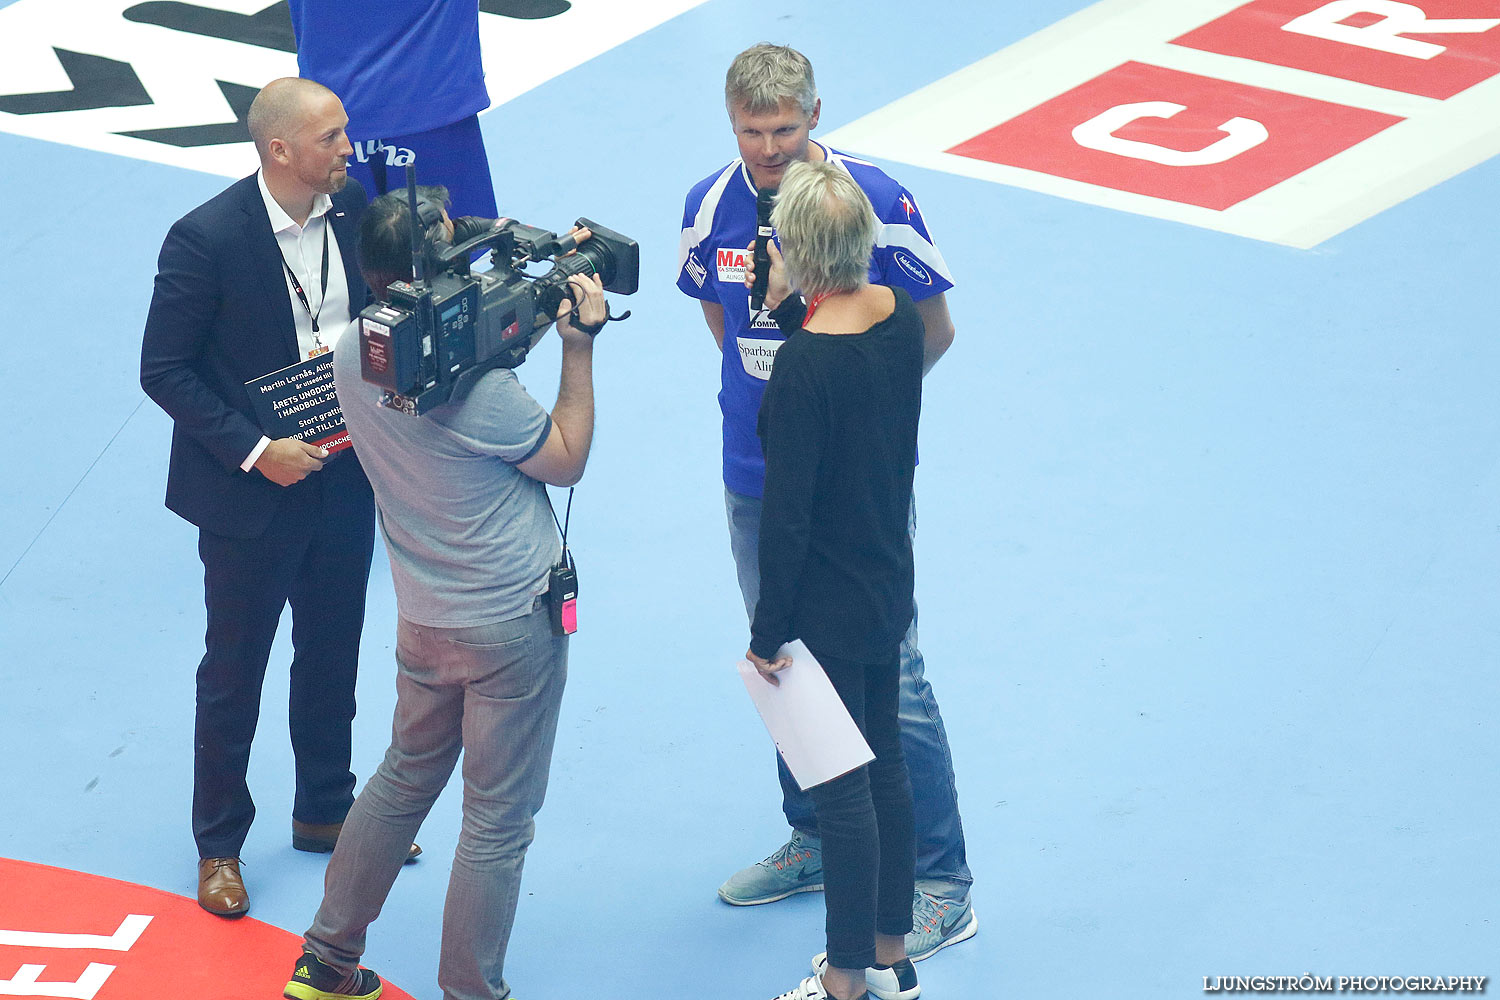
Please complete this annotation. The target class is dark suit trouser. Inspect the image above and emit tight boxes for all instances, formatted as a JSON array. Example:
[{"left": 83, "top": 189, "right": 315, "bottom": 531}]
[{"left": 192, "top": 461, "right": 376, "bottom": 859}]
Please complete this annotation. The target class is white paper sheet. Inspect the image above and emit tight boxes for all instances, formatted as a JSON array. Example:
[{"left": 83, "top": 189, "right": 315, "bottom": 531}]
[{"left": 737, "top": 639, "right": 875, "bottom": 790}]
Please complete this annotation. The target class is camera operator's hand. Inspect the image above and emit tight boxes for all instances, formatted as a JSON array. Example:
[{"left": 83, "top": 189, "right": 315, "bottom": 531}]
[
  {"left": 523, "top": 272, "right": 604, "bottom": 489},
  {"left": 253, "top": 437, "right": 327, "bottom": 486},
  {"left": 556, "top": 273, "right": 607, "bottom": 341},
  {"left": 742, "top": 238, "right": 792, "bottom": 311},
  {"left": 561, "top": 224, "right": 592, "bottom": 257}
]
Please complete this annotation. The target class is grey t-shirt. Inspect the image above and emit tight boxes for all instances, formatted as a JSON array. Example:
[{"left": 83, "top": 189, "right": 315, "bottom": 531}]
[{"left": 332, "top": 329, "right": 559, "bottom": 628}]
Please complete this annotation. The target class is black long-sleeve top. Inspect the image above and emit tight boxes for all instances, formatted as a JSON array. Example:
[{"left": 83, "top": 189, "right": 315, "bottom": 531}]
[{"left": 748, "top": 287, "right": 924, "bottom": 664}]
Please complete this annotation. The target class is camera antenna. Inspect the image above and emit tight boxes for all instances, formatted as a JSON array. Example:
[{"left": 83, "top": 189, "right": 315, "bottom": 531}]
[
  {"left": 400, "top": 157, "right": 442, "bottom": 399},
  {"left": 405, "top": 162, "right": 426, "bottom": 290}
]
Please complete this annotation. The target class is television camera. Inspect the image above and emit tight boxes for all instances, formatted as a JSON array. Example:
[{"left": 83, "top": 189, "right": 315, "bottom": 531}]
[{"left": 358, "top": 173, "right": 637, "bottom": 415}]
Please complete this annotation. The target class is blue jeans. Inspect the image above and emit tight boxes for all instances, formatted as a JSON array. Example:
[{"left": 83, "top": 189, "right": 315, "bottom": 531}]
[
  {"left": 726, "top": 487, "right": 973, "bottom": 894},
  {"left": 304, "top": 599, "right": 567, "bottom": 1000}
]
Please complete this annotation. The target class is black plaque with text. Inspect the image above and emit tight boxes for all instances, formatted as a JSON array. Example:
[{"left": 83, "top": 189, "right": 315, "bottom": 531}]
[{"left": 244, "top": 352, "right": 351, "bottom": 453}]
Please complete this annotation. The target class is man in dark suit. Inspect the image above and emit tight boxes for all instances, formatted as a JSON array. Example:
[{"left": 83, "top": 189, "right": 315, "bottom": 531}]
[{"left": 141, "top": 77, "right": 410, "bottom": 918}]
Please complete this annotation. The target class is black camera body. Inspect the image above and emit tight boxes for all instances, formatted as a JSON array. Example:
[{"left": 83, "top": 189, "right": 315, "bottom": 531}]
[{"left": 358, "top": 215, "right": 638, "bottom": 415}]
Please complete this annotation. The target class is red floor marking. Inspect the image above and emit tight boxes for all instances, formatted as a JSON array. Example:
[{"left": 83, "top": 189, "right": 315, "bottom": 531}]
[
  {"left": 946, "top": 61, "right": 1403, "bottom": 211},
  {"left": 0, "top": 858, "right": 417, "bottom": 1000},
  {"left": 1172, "top": 0, "right": 1500, "bottom": 100}
]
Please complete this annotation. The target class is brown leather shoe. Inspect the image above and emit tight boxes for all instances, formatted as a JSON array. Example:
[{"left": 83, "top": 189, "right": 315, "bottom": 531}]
[
  {"left": 197, "top": 857, "right": 248, "bottom": 917},
  {"left": 292, "top": 819, "right": 422, "bottom": 863}
]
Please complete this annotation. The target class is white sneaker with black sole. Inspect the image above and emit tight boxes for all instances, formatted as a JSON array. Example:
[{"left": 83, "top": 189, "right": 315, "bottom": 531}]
[
  {"left": 771, "top": 974, "right": 853, "bottom": 1000},
  {"left": 811, "top": 953, "right": 920, "bottom": 1000}
]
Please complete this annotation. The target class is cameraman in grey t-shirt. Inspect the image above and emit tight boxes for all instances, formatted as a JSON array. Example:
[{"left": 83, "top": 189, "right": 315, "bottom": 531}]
[{"left": 285, "top": 186, "right": 608, "bottom": 1000}]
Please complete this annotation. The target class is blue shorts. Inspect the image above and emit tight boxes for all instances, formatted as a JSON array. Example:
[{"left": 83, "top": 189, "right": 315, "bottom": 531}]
[{"left": 346, "top": 114, "right": 498, "bottom": 220}]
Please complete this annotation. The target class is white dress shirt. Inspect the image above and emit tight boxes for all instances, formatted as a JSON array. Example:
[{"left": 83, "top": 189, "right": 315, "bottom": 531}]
[{"left": 242, "top": 170, "right": 353, "bottom": 471}]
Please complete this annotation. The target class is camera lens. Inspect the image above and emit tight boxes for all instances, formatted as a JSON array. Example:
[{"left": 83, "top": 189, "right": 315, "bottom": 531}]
[{"left": 572, "top": 238, "right": 616, "bottom": 287}]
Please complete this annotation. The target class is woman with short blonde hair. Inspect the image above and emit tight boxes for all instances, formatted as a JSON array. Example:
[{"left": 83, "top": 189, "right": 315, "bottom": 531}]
[
  {"left": 744, "top": 158, "right": 925, "bottom": 1000},
  {"left": 770, "top": 161, "right": 878, "bottom": 300}
]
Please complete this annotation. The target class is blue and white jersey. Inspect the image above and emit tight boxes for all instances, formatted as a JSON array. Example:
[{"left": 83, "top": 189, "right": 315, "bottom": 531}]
[
  {"left": 678, "top": 142, "right": 954, "bottom": 498},
  {"left": 289, "top": 0, "right": 489, "bottom": 140}
]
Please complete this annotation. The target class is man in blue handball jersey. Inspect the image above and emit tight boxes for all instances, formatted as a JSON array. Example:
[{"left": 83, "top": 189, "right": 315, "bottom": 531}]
[
  {"left": 289, "top": 0, "right": 499, "bottom": 220},
  {"left": 677, "top": 43, "right": 978, "bottom": 963}
]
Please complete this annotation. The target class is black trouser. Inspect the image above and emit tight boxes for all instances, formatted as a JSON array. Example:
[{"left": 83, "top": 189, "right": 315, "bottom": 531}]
[
  {"left": 808, "top": 645, "right": 917, "bottom": 970},
  {"left": 192, "top": 463, "right": 375, "bottom": 858}
]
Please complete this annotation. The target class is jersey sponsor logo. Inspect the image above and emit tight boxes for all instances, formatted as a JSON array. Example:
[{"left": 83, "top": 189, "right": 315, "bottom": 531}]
[
  {"left": 736, "top": 336, "right": 783, "bottom": 379},
  {"left": 892, "top": 249, "right": 934, "bottom": 285},
  {"left": 898, "top": 192, "right": 918, "bottom": 219},
  {"left": 822, "top": 0, "right": 1500, "bottom": 247},
  {"left": 0, "top": 0, "right": 710, "bottom": 177},
  {"left": 684, "top": 250, "right": 707, "bottom": 288},
  {"left": 351, "top": 138, "right": 416, "bottom": 167},
  {"left": 717, "top": 246, "right": 750, "bottom": 283}
]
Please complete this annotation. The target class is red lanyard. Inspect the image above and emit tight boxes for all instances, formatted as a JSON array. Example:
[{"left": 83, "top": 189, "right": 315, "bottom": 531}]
[{"left": 802, "top": 291, "right": 832, "bottom": 326}]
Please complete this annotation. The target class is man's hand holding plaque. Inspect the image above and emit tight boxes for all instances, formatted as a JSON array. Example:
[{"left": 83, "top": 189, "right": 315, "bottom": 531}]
[{"left": 254, "top": 438, "right": 329, "bottom": 486}]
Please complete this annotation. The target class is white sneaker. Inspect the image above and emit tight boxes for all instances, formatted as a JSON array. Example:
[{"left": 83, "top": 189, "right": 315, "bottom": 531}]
[
  {"left": 812, "top": 954, "right": 920, "bottom": 1000},
  {"left": 772, "top": 976, "right": 836, "bottom": 1000}
]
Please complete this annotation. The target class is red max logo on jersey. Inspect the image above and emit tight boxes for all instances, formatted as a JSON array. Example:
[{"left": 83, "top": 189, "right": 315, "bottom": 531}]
[
  {"left": 948, "top": 62, "right": 1403, "bottom": 210},
  {"left": 717, "top": 247, "right": 750, "bottom": 283}
]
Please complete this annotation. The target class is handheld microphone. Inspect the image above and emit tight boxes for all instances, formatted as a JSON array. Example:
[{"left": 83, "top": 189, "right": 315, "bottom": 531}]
[{"left": 750, "top": 186, "right": 776, "bottom": 312}]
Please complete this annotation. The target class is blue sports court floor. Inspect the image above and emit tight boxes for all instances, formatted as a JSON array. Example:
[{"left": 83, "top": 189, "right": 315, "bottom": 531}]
[{"left": 0, "top": 1, "right": 1496, "bottom": 998}]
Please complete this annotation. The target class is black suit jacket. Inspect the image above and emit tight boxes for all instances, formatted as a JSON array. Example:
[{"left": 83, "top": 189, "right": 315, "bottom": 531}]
[{"left": 141, "top": 174, "right": 371, "bottom": 539}]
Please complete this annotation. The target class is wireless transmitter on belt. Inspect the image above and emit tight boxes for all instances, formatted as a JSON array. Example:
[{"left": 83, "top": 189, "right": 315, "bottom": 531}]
[{"left": 548, "top": 558, "right": 577, "bottom": 636}]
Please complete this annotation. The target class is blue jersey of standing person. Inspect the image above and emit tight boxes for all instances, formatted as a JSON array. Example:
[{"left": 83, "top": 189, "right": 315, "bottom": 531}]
[
  {"left": 289, "top": 0, "right": 488, "bottom": 138},
  {"left": 677, "top": 142, "right": 955, "bottom": 499},
  {"left": 289, "top": 0, "right": 498, "bottom": 219}
]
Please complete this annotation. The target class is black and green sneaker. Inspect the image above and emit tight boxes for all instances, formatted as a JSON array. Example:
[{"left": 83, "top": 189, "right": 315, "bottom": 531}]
[{"left": 284, "top": 951, "right": 383, "bottom": 1000}]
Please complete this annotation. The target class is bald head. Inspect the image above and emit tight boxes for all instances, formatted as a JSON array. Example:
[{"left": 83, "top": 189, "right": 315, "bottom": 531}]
[
  {"left": 248, "top": 77, "right": 340, "bottom": 160},
  {"left": 250, "top": 77, "right": 353, "bottom": 219}
]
